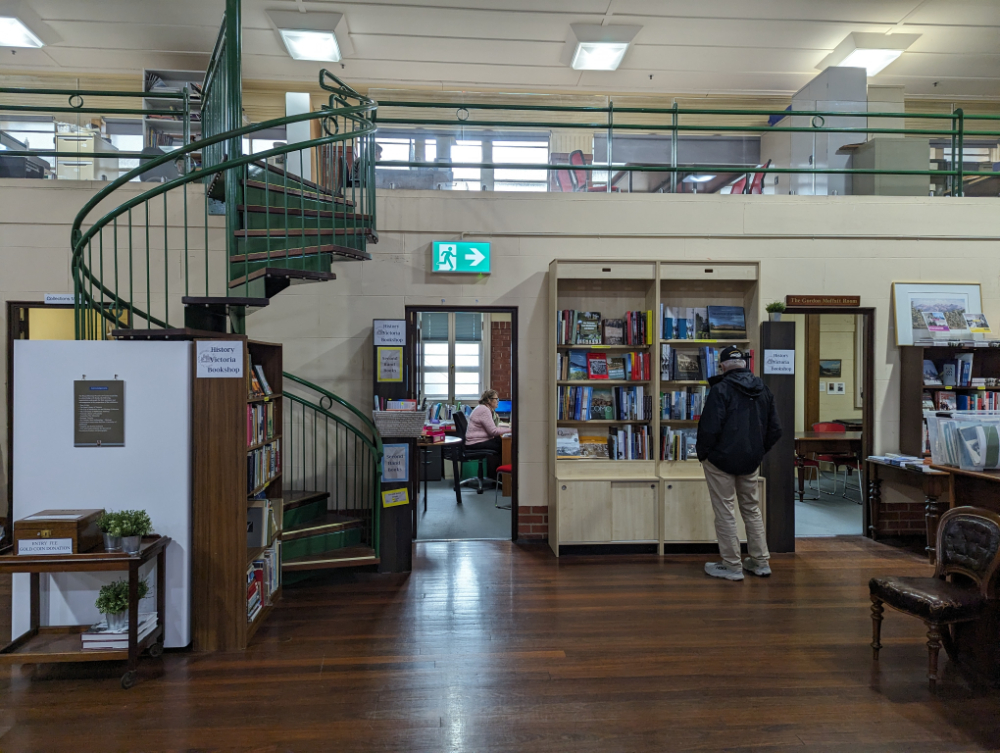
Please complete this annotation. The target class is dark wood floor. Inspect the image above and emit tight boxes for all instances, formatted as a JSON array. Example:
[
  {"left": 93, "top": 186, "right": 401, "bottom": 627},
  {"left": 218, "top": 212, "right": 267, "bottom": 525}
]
[{"left": 1, "top": 537, "right": 999, "bottom": 752}]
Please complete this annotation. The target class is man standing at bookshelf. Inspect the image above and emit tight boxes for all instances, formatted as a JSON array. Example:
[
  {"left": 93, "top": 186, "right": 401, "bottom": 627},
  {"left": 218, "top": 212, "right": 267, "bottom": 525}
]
[{"left": 696, "top": 346, "right": 781, "bottom": 581}]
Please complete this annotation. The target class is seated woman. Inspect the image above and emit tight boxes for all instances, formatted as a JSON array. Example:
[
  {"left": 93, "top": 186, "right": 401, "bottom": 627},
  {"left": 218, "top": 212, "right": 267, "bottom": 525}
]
[{"left": 465, "top": 389, "right": 508, "bottom": 458}]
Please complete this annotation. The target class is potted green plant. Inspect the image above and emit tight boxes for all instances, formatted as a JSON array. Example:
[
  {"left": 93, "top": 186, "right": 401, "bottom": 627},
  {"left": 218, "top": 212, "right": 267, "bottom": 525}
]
[
  {"left": 766, "top": 301, "right": 786, "bottom": 322},
  {"left": 97, "top": 511, "right": 123, "bottom": 552},
  {"left": 116, "top": 510, "right": 153, "bottom": 554},
  {"left": 96, "top": 578, "right": 149, "bottom": 632}
]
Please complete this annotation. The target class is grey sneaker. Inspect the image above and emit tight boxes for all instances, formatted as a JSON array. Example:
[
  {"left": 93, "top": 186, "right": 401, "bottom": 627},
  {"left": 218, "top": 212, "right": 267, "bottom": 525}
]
[
  {"left": 743, "top": 557, "right": 771, "bottom": 577},
  {"left": 704, "top": 562, "right": 744, "bottom": 581}
]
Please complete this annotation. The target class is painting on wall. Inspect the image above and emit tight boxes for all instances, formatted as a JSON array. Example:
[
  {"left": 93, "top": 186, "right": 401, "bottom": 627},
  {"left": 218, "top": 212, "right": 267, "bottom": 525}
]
[
  {"left": 818, "top": 359, "right": 842, "bottom": 378},
  {"left": 891, "top": 282, "right": 983, "bottom": 346}
]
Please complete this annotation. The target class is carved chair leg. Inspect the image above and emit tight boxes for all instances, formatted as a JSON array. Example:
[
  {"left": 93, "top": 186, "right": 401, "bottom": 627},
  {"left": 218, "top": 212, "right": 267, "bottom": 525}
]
[
  {"left": 926, "top": 622, "right": 942, "bottom": 692},
  {"left": 870, "top": 596, "right": 884, "bottom": 660}
]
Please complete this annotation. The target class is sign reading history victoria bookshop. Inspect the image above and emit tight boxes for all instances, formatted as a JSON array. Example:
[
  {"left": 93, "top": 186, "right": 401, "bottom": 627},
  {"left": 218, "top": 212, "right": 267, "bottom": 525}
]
[
  {"left": 382, "top": 443, "right": 409, "bottom": 482},
  {"left": 74, "top": 380, "right": 125, "bottom": 447},
  {"left": 373, "top": 320, "right": 406, "bottom": 346},
  {"left": 763, "top": 349, "right": 795, "bottom": 375},
  {"left": 196, "top": 340, "right": 244, "bottom": 378},
  {"left": 432, "top": 241, "right": 491, "bottom": 274}
]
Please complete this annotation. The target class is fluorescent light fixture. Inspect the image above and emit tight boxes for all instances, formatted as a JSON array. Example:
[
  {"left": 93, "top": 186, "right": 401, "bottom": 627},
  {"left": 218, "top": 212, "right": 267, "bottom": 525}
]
[
  {"left": 683, "top": 174, "right": 716, "bottom": 183},
  {"left": 564, "top": 24, "right": 641, "bottom": 71},
  {"left": 0, "top": 16, "right": 42, "bottom": 47},
  {"left": 279, "top": 29, "right": 340, "bottom": 62},
  {"left": 817, "top": 32, "right": 920, "bottom": 77},
  {"left": 265, "top": 10, "right": 355, "bottom": 62}
]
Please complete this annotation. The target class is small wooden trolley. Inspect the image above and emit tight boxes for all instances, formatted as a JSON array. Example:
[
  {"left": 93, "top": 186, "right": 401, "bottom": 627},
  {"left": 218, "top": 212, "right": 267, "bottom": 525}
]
[{"left": 0, "top": 535, "right": 170, "bottom": 689}]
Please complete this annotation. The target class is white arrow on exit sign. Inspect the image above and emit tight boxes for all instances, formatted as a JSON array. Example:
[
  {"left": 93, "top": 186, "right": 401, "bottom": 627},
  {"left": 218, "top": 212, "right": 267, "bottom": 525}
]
[{"left": 464, "top": 248, "right": 486, "bottom": 266}]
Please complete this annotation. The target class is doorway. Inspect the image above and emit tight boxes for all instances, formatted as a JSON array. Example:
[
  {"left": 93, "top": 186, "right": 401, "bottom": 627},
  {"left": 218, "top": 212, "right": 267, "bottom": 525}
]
[
  {"left": 784, "top": 308, "right": 875, "bottom": 538},
  {"left": 405, "top": 305, "right": 518, "bottom": 541}
]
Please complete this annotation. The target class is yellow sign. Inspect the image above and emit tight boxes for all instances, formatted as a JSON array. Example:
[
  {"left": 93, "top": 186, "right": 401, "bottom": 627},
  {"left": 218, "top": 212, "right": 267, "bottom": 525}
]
[
  {"left": 381, "top": 488, "right": 409, "bottom": 508},
  {"left": 377, "top": 346, "right": 403, "bottom": 382}
]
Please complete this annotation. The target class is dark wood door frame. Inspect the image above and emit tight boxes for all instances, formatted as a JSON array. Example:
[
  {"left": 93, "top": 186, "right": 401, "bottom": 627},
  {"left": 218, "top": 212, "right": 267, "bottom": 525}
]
[
  {"left": 804, "top": 315, "right": 821, "bottom": 429},
  {"left": 785, "top": 306, "right": 876, "bottom": 537},
  {"left": 404, "top": 305, "right": 519, "bottom": 542}
]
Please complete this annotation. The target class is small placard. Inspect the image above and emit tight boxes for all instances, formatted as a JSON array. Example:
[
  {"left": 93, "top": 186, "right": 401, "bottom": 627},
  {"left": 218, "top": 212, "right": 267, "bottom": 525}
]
[
  {"left": 18, "top": 538, "right": 73, "bottom": 556},
  {"left": 373, "top": 320, "right": 406, "bottom": 346},
  {"left": 196, "top": 340, "right": 244, "bottom": 378},
  {"left": 381, "top": 488, "right": 410, "bottom": 508},
  {"left": 74, "top": 380, "right": 125, "bottom": 447},
  {"left": 377, "top": 346, "right": 403, "bottom": 383},
  {"left": 45, "top": 293, "right": 74, "bottom": 305},
  {"left": 382, "top": 443, "right": 409, "bottom": 482},
  {"left": 785, "top": 295, "right": 860, "bottom": 307},
  {"left": 763, "top": 349, "right": 795, "bottom": 375}
]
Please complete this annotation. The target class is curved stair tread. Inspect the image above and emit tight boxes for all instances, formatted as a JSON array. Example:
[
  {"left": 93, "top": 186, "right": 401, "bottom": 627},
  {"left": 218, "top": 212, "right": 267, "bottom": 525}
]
[
  {"left": 283, "top": 490, "right": 331, "bottom": 511},
  {"left": 282, "top": 512, "right": 365, "bottom": 541},
  {"left": 228, "top": 267, "right": 337, "bottom": 291},
  {"left": 282, "top": 545, "right": 379, "bottom": 572},
  {"left": 238, "top": 204, "right": 372, "bottom": 222},
  {"left": 234, "top": 227, "right": 376, "bottom": 239},
  {"left": 243, "top": 179, "right": 354, "bottom": 208},
  {"left": 229, "top": 244, "right": 371, "bottom": 263}
]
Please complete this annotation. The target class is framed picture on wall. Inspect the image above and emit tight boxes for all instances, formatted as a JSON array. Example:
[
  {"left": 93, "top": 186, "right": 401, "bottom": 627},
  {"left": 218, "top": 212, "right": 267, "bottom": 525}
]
[
  {"left": 891, "top": 282, "right": 983, "bottom": 346},
  {"left": 818, "top": 359, "right": 842, "bottom": 378}
]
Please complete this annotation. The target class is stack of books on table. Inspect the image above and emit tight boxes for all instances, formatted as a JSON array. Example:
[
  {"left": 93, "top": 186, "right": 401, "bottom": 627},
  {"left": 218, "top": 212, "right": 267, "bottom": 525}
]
[{"left": 81, "top": 613, "right": 157, "bottom": 650}]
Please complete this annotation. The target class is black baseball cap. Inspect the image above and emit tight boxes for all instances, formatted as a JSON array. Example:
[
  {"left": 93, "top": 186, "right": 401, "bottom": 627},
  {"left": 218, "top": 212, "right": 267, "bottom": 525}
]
[{"left": 719, "top": 345, "right": 745, "bottom": 362}]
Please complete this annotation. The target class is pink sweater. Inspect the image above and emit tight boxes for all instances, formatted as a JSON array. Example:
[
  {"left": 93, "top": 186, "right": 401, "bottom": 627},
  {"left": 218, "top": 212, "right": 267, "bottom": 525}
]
[{"left": 465, "top": 404, "right": 504, "bottom": 444}]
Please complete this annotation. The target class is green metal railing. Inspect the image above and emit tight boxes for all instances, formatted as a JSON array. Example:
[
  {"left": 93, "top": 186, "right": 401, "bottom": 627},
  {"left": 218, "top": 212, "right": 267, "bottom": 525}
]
[
  {"left": 283, "top": 374, "right": 382, "bottom": 559},
  {"left": 373, "top": 100, "right": 1000, "bottom": 196}
]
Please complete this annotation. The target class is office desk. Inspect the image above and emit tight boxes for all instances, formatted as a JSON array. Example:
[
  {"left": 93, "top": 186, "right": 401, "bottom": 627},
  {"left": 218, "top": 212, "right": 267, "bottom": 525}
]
[
  {"left": 417, "top": 436, "right": 462, "bottom": 511},
  {"left": 795, "top": 431, "right": 862, "bottom": 501}
]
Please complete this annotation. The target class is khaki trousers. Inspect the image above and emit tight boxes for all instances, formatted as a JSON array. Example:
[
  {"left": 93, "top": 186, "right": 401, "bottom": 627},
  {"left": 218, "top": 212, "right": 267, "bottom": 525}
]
[{"left": 702, "top": 460, "right": 770, "bottom": 567}]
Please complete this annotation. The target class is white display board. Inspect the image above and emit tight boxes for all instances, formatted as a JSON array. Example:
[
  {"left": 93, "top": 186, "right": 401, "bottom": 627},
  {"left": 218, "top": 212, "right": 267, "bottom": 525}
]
[{"left": 12, "top": 341, "right": 193, "bottom": 648}]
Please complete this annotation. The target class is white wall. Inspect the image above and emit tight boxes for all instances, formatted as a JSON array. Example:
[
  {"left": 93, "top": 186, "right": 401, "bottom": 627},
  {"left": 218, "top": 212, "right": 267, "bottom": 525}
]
[{"left": 12, "top": 341, "right": 192, "bottom": 647}]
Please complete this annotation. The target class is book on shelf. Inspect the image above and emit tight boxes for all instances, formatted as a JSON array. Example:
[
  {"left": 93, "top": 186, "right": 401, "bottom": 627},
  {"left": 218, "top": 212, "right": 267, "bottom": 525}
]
[
  {"left": 660, "top": 304, "right": 747, "bottom": 341},
  {"left": 662, "top": 385, "right": 709, "bottom": 421},
  {"left": 385, "top": 399, "right": 418, "bottom": 410},
  {"left": 661, "top": 427, "right": 699, "bottom": 461},
  {"left": 247, "top": 499, "right": 280, "bottom": 548},
  {"left": 556, "top": 427, "right": 581, "bottom": 457},
  {"left": 248, "top": 550, "right": 281, "bottom": 620},
  {"left": 557, "top": 385, "right": 651, "bottom": 421},
  {"left": 82, "top": 613, "right": 157, "bottom": 650},
  {"left": 556, "top": 310, "right": 652, "bottom": 345},
  {"left": 602, "top": 319, "right": 625, "bottom": 345},
  {"left": 247, "top": 438, "right": 280, "bottom": 494},
  {"left": 586, "top": 352, "right": 609, "bottom": 379},
  {"left": 559, "top": 350, "right": 649, "bottom": 381},
  {"left": 607, "top": 425, "right": 650, "bottom": 460},
  {"left": 661, "top": 344, "right": 753, "bottom": 381},
  {"left": 923, "top": 360, "right": 942, "bottom": 385},
  {"left": 934, "top": 391, "right": 957, "bottom": 410},
  {"left": 579, "top": 434, "right": 610, "bottom": 459},
  {"left": 707, "top": 306, "right": 747, "bottom": 340},
  {"left": 247, "top": 402, "right": 275, "bottom": 447}
]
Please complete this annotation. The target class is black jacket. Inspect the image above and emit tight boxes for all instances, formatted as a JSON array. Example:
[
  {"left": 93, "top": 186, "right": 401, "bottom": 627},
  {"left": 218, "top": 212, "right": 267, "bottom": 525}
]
[{"left": 696, "top": 368, "right": 782, "bottom": 476}]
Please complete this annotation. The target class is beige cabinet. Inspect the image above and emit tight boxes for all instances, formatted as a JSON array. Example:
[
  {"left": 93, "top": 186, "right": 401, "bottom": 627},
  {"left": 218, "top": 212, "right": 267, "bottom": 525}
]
[
  {"left": 611, "top": 481, "right": 658, "bottom": 541},
  {"left": 662, "top": 477, "right": 766, "bottom": 543},
  {"left": 556, "top": 481, "right": 612, "bottom": 543}
]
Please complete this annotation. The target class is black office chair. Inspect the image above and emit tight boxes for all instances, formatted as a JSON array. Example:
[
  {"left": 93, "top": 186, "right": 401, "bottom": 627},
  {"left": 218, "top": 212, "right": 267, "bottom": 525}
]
[{"left": 450, "top": 412, "right": 499, "bottom": 504}]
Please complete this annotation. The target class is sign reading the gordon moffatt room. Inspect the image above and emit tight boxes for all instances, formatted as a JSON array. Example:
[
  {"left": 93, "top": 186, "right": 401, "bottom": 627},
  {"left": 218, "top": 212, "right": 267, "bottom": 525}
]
[
  {"left": 785, "top": 295, "right": 861, "bottom": 307},
  {"left": 74, "top": 380, "right": 125, "bottom": 447}
]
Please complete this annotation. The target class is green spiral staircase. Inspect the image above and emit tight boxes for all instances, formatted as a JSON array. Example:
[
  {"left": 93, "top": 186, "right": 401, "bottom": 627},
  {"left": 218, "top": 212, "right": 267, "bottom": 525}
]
[{"left": 69, "top": 0, "right": 383, "bottom": 579}]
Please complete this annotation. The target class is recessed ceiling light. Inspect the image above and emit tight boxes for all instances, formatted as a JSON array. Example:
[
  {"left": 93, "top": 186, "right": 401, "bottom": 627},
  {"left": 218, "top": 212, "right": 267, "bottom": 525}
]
[
  {"left": 279, "top": 29, "right": 341, "bottom": 62},
  {"left": 683, "top": 174, "right": 716, "bottom": 183},
  {"left": 817, "top": 32, "right": 920, "bottom": 77},
  {"left": 0, "top": 16, "right": 44, "bottom": 48},
  {"left": 564, "top": 24, "right": 641, "bottom": 72}
]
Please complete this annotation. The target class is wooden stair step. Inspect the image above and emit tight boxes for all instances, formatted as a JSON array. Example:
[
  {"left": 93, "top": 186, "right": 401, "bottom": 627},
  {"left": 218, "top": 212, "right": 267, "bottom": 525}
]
[
  {"left": 238, "top": 204, "right": 371, "bottom": 222},
  {"left": 281, "top": 513, "right": 364, "bottom": 542},
  {"left": 243, "top": 180, "right": 353, "bottom": 207},
  {"left": 228, "top": 267, "right": 336, "bottom": 290},
  {"left": 112, "top": 327, "right": 231, "bottom": 341},
  {"left": 281, "top": 545, "right": 379, "bottom": 572},
  {"left": 229, "top": 244, "right": 370, "bottom": 263},
  {"left": 283, "top": 490, "right": 331, "bottom": 511},
  {"left": 234, "top": 227, "right": 376, "bottom": 239},
  {"left": 251, "top": 161, "right": 336, "bottom": 196}
]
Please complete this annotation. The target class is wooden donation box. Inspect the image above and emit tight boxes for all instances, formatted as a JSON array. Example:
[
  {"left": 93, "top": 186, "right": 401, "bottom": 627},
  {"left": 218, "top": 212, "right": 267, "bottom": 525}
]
[{"left": 13, "top": 509, "right": 103, "bottom": 555}]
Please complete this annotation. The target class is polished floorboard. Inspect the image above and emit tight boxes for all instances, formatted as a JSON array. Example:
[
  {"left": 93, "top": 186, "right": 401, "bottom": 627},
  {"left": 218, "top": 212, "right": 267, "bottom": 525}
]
[{"left": 2, "top": 537, "right": 999, "bottom": 752}]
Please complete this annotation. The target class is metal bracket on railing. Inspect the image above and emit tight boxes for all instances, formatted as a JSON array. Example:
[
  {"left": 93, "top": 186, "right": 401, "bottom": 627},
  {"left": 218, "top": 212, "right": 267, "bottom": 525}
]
[
  {"left": 811, "top": 115, "right": 825, "bottom": 128},
  {"left": 68, "top": 93, "right": 84, "bottom": 109},
  {"left": 456, "top": 107, "right": 470, "bottom": 122},
  {"left": 321, "top": 116, "right": 340, "bottom": 136},
  {"left": 319, "top": 395, "right": 334, "bottom": 411}
]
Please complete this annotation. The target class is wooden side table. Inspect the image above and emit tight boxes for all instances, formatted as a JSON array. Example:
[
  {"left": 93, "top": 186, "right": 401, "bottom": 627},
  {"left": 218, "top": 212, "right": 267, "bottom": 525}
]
[{"left": 0, "top": 535, "right": 169, "bottom": 689}]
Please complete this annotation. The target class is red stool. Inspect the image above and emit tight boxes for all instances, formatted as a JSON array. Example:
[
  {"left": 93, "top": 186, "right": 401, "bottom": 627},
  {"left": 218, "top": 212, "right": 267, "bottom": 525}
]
[{"left": 495, "top": 464, "right": 512, "bottom": 510}]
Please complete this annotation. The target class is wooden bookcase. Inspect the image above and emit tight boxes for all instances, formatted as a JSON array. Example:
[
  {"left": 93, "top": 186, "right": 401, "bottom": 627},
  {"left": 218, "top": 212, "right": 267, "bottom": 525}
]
[
  {"left": 192, "top": 337, "right": 283, "bottom": 651},
  {"left": 899, "top": 344, "right": 1000, "bottom": 457},
  {"left": 548, "top": 260, "right": 763, "bottom": 556}
]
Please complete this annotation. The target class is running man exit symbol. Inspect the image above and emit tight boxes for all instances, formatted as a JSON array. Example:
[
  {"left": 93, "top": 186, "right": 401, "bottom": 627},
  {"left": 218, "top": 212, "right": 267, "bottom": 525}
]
[{"left": 432, "top": 241, "right": 491, "bottom": 274}]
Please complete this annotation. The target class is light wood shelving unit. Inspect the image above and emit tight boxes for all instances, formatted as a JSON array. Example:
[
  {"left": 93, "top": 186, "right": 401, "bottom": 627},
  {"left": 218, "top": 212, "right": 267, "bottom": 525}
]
[
  {"left": 548, "top": 260, "right": 765, "bottom": 556},
  {"left": 192, "top": 337, "right": 283, "bottom": 651}
]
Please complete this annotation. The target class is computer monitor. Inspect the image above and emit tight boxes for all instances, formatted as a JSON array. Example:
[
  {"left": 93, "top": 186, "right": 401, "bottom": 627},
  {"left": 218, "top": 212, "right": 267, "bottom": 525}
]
[{"left": 496, "top": 400, "right": 512, "bottom": 414}]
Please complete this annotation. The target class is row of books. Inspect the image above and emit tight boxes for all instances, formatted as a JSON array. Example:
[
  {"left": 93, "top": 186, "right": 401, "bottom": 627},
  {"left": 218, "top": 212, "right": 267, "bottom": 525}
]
[
  {"left": 247, "top": 544, "right": 280, "bottom": 624},
  {"left": 82, "top": 612, "right": 158, "bottom": 651},
  {"left": 661, "top": 344, "right": 756, "bottom": 382},
  {"left": 557, "top": 385, "right": 653, "bottom": 422},
  {"left": 373, "top": 397, "right": 418, "bottom": 411},
  {"left": 660, "top": 305, "right": 747, "bottom": 341},
  {"left": 662, "top": 386, "right": 709, "bottom": 421},
  {"left": 924, "top": 390, "right": 1000, "bottom": 411},
  {"left": 247, "top": 402, "right": 276, "bottom": 447},
  {"left": 554, "top": 427, "right": 651, "bottom": 460},
  {"left": 661, "top": 427, "right": 699, "bottom": 461},
  {"left": 247, "top": 499, "right": 280, "bottom": 548},
  {"left": 557, "top": 350, "right": 652, "bottom": 381},
  {"left": 915, "top": 339, "right": 1000, "bottom": 348},
  {"left": 248, "top": 361, "right": 274, "bottom": 398},
  {"left": 247, "top": 439, "right": 280, "bottom": 495},
  {"left": 555, "top": 310, "right": 653, "bottom": 346},
  {"left": 923, "top": 356, "right": 976, "bottom": 387}
]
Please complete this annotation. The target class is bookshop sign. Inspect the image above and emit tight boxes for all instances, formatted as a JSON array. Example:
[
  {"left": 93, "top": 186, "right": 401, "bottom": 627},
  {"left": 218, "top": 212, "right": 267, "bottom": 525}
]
[
  {"left": 196, "top": 340, "right": 244, "bottom": 378},
  {"left": 432, "top": 241, "right": 491, "bottom": 274}
]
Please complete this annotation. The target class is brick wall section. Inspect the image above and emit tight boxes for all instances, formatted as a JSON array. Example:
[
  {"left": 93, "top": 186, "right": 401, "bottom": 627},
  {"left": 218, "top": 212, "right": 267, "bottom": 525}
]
[
  {"left": 876, "top": 501, "right": 926, "bottom": 537},
  {"left": 490, "top": 321, "right": 512, "bottom": 400},
  {"left": 518, "top": 506, "right": 548, "bottom": 540}
]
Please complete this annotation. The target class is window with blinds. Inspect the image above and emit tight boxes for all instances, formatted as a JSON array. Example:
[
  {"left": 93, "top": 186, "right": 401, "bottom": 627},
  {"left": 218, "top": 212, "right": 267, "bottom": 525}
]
[{"left": 419, "top": 312, "right": 483, "bottom": 401}]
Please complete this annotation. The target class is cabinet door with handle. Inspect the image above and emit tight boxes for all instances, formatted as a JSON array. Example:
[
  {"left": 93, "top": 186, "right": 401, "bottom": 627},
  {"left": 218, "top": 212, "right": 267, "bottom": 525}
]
[
  {"left": 557, "top": 481, "right": 611, "bottom": 543},
  {"left": 611, "top": 481, "right": 658, "bottom": 541}
]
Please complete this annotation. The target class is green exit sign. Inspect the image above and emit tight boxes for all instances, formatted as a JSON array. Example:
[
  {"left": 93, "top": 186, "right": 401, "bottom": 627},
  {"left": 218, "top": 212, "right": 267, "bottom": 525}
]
[{"left": 432, "top": 241, "right": 491, "bottom": 274}]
